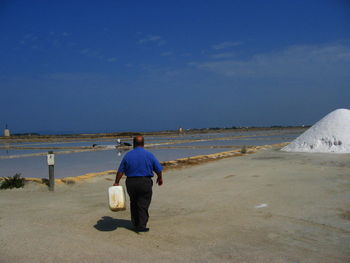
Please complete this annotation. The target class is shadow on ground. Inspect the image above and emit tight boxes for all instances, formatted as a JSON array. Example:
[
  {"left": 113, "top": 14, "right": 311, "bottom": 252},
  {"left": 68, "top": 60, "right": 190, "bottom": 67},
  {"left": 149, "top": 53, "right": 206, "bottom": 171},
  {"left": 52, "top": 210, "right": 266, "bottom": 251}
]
[{"left": 94, "top": 216, "right": 134, "bottom": 232}]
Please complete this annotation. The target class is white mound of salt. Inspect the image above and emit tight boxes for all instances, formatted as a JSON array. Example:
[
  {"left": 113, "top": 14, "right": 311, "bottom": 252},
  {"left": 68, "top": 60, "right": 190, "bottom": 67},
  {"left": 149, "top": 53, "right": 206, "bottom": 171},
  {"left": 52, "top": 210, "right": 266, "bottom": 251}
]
[{"left": 281, "top": 108, "right": 350, "bottom": 153}]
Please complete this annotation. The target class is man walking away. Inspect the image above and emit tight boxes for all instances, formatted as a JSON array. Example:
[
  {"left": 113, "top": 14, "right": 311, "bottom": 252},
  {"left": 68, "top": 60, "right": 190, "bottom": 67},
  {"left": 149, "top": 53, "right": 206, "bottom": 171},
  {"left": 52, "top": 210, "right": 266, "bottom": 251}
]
[{"left": 114, "top": 136, "right": 163, "bottom": 232}]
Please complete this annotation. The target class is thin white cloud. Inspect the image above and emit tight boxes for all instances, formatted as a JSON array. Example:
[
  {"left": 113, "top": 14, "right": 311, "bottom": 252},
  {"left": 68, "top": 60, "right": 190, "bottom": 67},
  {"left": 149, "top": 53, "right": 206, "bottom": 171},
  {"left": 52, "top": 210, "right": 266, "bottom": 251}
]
[
  {"left": 161, "top": 51, "right": 173, "bottom": 56},
  {"left": 139, "top": 35, "right": 161, "bottom": 43},
  {"left": 18, "top": 33, "right": 46, "bottom": 51},
  {"left": 45, "top": 72, "right": 105, "bottom": 81},
  {"left": 181, "top": 53, "right": 192, "bottom": 57},
  {"left": 23, "top": 33, "right": 34, "bottom": 39},
  {"left": 139, "top": 35, "right": 165, "bottom": 46},
  {"left": 107, "top": 57, "right": 117, "bottom": 62},
  {"left": 52, "top": 39, "right": 62, "bottom": 48},
  {"left": 21, "top": 34, "right": 39, "bottom": 44},
  {"left": 191, "top": 44, "right": 350, "bottom": 78},
  {"left": 212, "top": 41, "right": 242, "bottom": 50},
  {"left": 209, "top": 52, "right": 236, "bottom": 59},
  {"left": 80, "top": 48, "right": 117, "bottom": 63},
  {"left": 80, "top": 48, "right": 89, "bottom": 54}
]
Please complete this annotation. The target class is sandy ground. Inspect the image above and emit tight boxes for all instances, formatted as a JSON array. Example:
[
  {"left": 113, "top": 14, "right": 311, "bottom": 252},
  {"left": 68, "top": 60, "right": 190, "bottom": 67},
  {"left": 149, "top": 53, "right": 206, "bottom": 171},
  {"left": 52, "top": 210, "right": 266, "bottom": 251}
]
[{"left": 0, "top": 148, "right": 349, "bottom": 263}]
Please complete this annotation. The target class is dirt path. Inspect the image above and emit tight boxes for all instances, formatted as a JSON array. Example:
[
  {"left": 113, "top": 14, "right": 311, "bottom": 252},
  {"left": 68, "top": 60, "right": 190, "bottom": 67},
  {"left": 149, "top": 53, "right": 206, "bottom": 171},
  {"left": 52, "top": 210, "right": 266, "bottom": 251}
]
[{"left": 0, "top": 149, "right": 349, "bottom": 262}]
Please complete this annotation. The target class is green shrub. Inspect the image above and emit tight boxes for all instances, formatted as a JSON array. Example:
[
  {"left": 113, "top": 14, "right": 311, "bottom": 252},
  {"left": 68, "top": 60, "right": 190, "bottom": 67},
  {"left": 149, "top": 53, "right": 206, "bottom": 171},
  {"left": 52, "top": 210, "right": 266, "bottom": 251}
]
[
  {"left": 0, "top": 173, "right": 25, "bottom": 189},
  {"left": 240, "top": 145, "right": 247, "bottom": 154}
]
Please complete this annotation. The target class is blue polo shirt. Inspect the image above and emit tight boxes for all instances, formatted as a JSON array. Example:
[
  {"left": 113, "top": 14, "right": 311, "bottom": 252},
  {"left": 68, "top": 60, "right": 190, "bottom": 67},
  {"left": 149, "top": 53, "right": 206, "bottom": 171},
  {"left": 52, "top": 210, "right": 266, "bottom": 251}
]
[{"left": 118, "top": 147, "right": 163, "bottom": 177}]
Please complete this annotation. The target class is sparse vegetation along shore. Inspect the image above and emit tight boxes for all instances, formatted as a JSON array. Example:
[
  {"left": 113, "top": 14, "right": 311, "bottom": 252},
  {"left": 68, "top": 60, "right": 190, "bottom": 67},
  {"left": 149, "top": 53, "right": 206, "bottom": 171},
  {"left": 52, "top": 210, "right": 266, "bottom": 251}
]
[{"left": 0, "top": 173, "right": 25, "bottom": 189}]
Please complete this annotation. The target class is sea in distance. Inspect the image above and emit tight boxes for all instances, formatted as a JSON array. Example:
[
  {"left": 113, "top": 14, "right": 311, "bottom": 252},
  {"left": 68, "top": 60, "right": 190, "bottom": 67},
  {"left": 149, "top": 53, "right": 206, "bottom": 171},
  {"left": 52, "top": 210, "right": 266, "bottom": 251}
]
[{"left": 0, "top": 129, "right": 303, "bottom": 179}]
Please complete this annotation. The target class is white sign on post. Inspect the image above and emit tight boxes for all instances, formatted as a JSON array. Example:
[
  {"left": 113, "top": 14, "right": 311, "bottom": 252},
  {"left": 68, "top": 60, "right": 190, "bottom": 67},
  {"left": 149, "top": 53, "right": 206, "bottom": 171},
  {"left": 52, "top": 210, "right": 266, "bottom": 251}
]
[{"left": 47, "top": 153, "right": 55, "bottom": 166}]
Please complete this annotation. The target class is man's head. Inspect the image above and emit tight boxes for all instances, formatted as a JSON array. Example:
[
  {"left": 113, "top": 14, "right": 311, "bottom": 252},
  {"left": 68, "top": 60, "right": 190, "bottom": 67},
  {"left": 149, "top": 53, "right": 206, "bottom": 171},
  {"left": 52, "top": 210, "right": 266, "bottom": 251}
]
[{"left": 133, "top": 135, "right": 144, "bottom": 148}]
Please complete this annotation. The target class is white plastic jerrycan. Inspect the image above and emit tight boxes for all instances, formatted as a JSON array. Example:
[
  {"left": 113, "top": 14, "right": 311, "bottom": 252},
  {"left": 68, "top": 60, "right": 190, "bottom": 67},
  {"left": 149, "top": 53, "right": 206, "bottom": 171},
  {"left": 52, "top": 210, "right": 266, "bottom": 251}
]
[{"left": 108, "top": 186, "right": 126, "bottom": 211}]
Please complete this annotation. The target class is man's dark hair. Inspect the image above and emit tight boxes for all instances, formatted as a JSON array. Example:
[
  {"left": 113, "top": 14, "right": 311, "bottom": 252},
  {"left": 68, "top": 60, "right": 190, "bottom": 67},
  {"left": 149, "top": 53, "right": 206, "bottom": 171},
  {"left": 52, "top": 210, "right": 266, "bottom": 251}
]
[{"left": 133, "top": 136, "right": 144, "bottom": 147}]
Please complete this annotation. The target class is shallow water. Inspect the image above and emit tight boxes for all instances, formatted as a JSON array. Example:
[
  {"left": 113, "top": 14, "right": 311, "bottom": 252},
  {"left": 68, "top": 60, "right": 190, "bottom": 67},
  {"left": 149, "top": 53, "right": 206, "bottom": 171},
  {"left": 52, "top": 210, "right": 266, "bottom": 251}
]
[
  {"left": 0, "top": 129, "right": 302, "bottom": 179},
  {"left": 0, "top": 147, "right": 235, "bottom": 178}
]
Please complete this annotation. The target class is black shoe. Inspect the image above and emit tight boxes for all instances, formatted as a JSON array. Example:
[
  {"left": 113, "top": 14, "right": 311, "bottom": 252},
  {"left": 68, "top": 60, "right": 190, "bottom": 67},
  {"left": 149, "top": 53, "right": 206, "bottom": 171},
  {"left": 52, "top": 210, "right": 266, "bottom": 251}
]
[{"left": 135, "top": 227, "right": 149, "bottom": 232}]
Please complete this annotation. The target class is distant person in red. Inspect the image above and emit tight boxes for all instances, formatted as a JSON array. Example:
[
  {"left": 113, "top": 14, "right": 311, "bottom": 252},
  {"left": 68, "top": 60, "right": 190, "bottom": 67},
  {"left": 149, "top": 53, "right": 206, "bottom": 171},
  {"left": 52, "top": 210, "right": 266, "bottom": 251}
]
[{"left": 114, "top": 136, "right": 163, "bottom": 232}]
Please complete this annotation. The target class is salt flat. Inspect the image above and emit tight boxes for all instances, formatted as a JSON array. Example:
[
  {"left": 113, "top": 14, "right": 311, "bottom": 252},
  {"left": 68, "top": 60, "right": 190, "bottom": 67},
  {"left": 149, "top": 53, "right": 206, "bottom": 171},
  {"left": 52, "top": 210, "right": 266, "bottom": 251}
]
[{"left": 0, "top": 148, "right": 349, "bottom": 263}]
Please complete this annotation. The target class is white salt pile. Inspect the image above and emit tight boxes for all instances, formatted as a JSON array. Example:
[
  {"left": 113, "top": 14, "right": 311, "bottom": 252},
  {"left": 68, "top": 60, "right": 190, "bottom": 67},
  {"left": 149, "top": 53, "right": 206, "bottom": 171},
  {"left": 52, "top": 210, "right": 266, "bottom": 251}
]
[{"left": 282, "top": 108, "right": 350, "bottom": 153}]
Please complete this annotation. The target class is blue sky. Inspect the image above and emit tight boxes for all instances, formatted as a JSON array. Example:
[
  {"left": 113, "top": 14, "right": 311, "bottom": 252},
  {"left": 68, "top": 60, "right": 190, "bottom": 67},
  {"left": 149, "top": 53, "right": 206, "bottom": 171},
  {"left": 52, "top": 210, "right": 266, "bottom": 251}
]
[{"left": 1, "top": 0, "right": 349, "bottom": 133}]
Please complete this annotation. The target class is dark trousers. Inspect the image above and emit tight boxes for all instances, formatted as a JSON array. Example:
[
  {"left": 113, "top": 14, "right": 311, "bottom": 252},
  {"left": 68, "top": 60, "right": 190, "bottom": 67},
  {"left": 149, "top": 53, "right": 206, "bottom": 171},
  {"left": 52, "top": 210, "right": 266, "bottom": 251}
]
[{"left": 125, "top": 177, "right": 153, "bottom": 228}]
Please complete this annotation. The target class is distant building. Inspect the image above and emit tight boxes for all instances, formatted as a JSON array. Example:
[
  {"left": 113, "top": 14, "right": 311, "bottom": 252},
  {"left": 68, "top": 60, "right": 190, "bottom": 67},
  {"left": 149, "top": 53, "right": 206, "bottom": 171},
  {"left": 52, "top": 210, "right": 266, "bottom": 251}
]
[{"left": 3, "top": 124, "right": 10, "bottom": 137}]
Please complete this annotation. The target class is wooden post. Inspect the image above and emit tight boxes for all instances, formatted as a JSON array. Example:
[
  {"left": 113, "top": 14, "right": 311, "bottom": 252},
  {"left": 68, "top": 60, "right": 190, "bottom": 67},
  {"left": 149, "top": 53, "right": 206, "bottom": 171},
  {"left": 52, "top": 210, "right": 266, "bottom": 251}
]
[{"left": 47, "top": 151, "right": 55, "bottom": 191}]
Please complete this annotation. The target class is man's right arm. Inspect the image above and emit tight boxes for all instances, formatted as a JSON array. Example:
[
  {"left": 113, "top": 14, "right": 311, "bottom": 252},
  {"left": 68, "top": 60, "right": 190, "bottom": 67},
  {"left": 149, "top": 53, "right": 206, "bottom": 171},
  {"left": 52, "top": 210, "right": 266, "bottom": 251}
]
[
  {"left": 114, "top": 171, "right": 124, "bottom": 186},
  {"left": 114, "top": 157, "right": 126, "bottom": 186}
]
